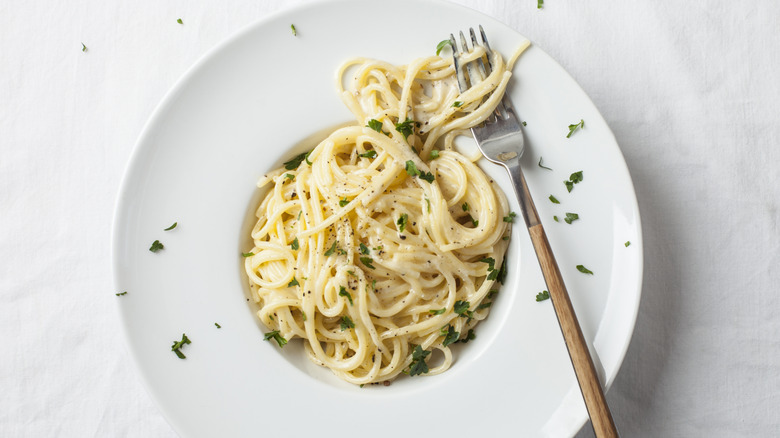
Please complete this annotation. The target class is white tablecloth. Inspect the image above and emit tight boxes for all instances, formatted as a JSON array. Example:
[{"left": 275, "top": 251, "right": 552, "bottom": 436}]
[{"left": 2, "top": 0, "right": 779, "bottom": 436}]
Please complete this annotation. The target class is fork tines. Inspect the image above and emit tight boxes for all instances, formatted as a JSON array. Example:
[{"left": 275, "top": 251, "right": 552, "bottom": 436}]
[{"left": 450, "top": 26, "right": 508, "bottom": 119}]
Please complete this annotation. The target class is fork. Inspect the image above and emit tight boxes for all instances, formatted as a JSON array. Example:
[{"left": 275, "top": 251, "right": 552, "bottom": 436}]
[{"left": 450, "top": 27, "right": 619, "bottom": 438}]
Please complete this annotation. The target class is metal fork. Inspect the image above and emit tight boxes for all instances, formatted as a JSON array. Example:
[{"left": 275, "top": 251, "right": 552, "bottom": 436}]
[{"left": 451, "top": 27, "right": 619, "bottom": 438}]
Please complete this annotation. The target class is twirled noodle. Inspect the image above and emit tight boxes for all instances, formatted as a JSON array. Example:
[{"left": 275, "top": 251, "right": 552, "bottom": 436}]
[{"left": 245, "top": 42, "right": 528, "bottom": 385}]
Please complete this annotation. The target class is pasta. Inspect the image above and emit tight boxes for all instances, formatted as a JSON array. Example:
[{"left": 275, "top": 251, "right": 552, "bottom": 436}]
[{"left": 245, "top": 42, "right": 527, "bottom": 385}]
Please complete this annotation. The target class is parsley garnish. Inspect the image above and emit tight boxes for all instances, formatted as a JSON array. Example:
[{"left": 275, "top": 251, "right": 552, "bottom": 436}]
[
  {"left": 425, "top": 197, "right": 431, "bottom": 212},
  {"left": 454, "top": 300, "right": 471, "bottom": 317},
  {"left": 549, "top": 195, "right": 560, "bottom": 204},
  {"left": 536, "top": 290, "right": 550, "bottom": 302},
  {"left": 215, "top": 322, "right": 221, "bottom": 328},
  {"left": 284, "top": 173, "right": 295, "bottom": 181},
  {"left": 290, "top": 24, "right": 297, "bottom": 36},
  {"left": 497, "top": 260, "right": 508, "bottom": 284},
  {"left": 395, "top": 118, "right": 416, "bottom": 140},
  {"left": 522, "top": 121, "right": 528, "bottom": 126},
  {"left": 242, "top": 252, "right": 254, "bottom": 257},
  {"left": 171, "top": 333, "right": 191, "bottom": 359},
  {"left": 115, "top": 291, "right": 127, "bottom": 296},
  {"left": 339, "top": 197, "right": 349, "bottom": 207},
  {"left": 538, "top": 156, "right": 553, "bottom": 170},
  {"left": 263, "top": 330, "right": 287, "bottom": 347},
  {"left": 458, "top": 329, "right": 476, "bottom": 344},
  {"left": 462, "top": 202, "right": 470, "bottom": 212},
  {"left": 564, "top": 171, "right": 584, "bottom": 192},
  {"left": 339, "top": 286, "right": 353, "bottom": 305},
  {"left": 538, "top": 0, "right": 544, "bottom": 9},
  {"left": 359, "top": 149, "right": 377, "bottom": 159},
  {"left": 442, "top": 325, "right": 460, "bottom": 347},
  {"left": 366, "top": 119, "right": 383, "bottom": 132},
  {"left": 468, "top": 214, "right": 478, "bottom": 227},
  {"left": 429, "top": 308, "right": 446, "bottom": 315},
  {"left": 408, "top": 345, "right": 431, "bottom": 376},
  {"left": 305, "top": 151, "right": 313, "bottom": 165},
  {"left": 418, "top": 171, "right": 435, "bottom": 183},
  {"left": 480, "top": 257, "right": 496, "bottom": 271},
  {"left": 429, "top": 150, "right": 440, "bottom": 160},
  {"left": 340, "top": 316, "right": 355, "bottom": 330},
  {"left": 288, "top": 277, "right": 299, "bottom": 287},
  {"left": 477, "top": 302, "right": 492, "bottom": 310},
  {"left": 324, "top": 241, "right": 337, "bottom": 256},
  {"left": 567, "top": 119, "right": 584, "bottom": 138},
  {"left": 163, "top": 222, "right": 177, "bottom": 231},
  {"left": 553, "top": 216, "right": 559, "bottom": 222},
  {"left": 435, "top": 40, "right": 452, "bottom": 56},
  {"left": 290, "top": 237, "right": 299, "bottom": 250},
  {"left": 283, "top": 151, "right": 310, "bottom": 170},
  {"left": 564, "top": 212, "right": 579, "bottom": 224},
  {"left": 396, "top": 213, "right": 408, "bottom": 233},
  {"left": 81, "top": 43, "right": 87, "bottom": 52},
  {"left": 503, "top": 212, "right": 517, "bottom": 223},
  {"left": 359, "top": 243, "right": 370, "bottom": 255},
  {"left": 360, "top": 256, "right": 376, "bottom": 269},
  {"left": 452, "top": 101, "right": 463, "bottom": 108},
  {"left": 625, "top": 241, "right": 631, "bottom": 247},
  {"left": 149, "top": 240, "right": 164, "bottom": 252},
  {"left": 177, "top": 18, "right": 183, "bottom": 24},
  {"left": 576, "top": 265, "right": 594, "bottom": 275},
  {"left": 405, "top": 160, "right": 420, "bottom": 177}
]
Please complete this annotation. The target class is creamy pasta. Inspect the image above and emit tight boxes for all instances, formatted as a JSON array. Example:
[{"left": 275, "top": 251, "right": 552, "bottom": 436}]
[{"left": 244, "top": 42, "right": 527, "bottom": 385}]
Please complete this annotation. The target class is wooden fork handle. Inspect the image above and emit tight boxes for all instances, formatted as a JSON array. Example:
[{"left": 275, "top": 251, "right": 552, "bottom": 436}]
[{"left": 528, "top": 224, "right": 619, "bottom": 437}]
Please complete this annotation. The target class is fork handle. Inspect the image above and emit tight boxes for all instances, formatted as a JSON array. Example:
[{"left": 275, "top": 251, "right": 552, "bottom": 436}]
[
  {"left": 510, "top": 165, "right": 619, "bottom": 437},
  {"left": 528, "top": 224, "right": 619, "bottom": 437}
]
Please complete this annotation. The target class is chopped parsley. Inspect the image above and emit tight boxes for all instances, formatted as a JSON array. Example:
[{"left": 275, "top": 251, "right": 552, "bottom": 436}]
[
  {"left": 564, "top": 212, "right": 580, "bottom": 224},
  {"left": 576, "top": 265, "right": 594, "bottom": 275},
  {"left": 177, "top": 18, "right": 183, "bottom": 24},
  {"left": 115, "top": 291, "right": 127, "bottom": 296},
  {"left": 340, "top": 315, "right": 355, "bottom": 330},
  {"left": 359, "top": 149, "right": 377, "bottom": 159},
  {"left": 418, "top": 171, "right": 435, "bottom": 183},
  {"left": 284, "top": 173, "right": 295, "bottom": 181},
  {"left": 164, "top": 222, "right": 177, "bottom": 231},
  {"left": 396, "top": 213, "right": 408, "bottom": 233},
  {"left": 462, "top": 202, "right": 470, "bottom": 212},
  {"left": 215, "top": 322, "right": 221, "bottom": 328},
  {"left": 429, "top": 150, "right": 440, "bottom": 160},
  {"left": 538, "top": 156, "right": 553, "bottom": 170},
  {"left": 435, "top": 39, "right": 452, "bottom": 56},
  {"left": 567, "top": 119, "right": 584, "bottom": 138},
  {"left": 395, "top": 118, "right": 416, "bottom": 140},
  {"left": 442, "top": 325, "right": 460, "bottom": 347},
  {"left": 564, "top": 171, "right": 584, "bottom": 192},
  {"left": 553, "top": 216, "right": 559, "bottom": 222},
  {"left": 149, "top": 240, "right": 164, "bottom": 252},
  {"left": 522, "top": 121, "right": 528, "bottom": 126},
  {"left": 366, "top": 119, "right": 383, "bottom": 132},
  {"left": 290, "top": 237, "right": 299, "bottom": 250},
  {"left": 480, "top": 257, "right": 496, "bottom": 271},
  {"left": 359, "top": 243, "right": 370, "bottom": 255},
  {"left": 171, "top": 333, "right": 191, "bottom": 359},
  {"left": 360, "top": 256, "right": 376, "bottom": 269},
  {"left": 339, "top": 286, "right": 353, "bottom": 305},
  {"left": 408, "top": 345, "right": 431, "bottom": 376},
  {"left": 290, "top": 24, "right": 297, "bottom": 36},
  {"left": 339, "top": 197, "right": 349, "bottom": 207},
  {"left": 477, "top": 302, "right": 492, "bottom": 310},
  {"left": 497, "top": 260, "right": 508, "bottom": 284},
  {"left": 242, "top": 252, "right": 254, "bottom": 257},
  {"left": 324, "top": 241, "right": 337, "bottom": 256},
  {"left": 469, "top": 215, "right": 479, "bottom": 227},
  {"left": 454, "top": 300, "right": 471, "bottom": 317},
  {"left": 452, "top": 101, "right": 463, "bottom": 108},
  {"left": 458, "top": 329, "right": 476, "bottom": 344},
  {"left": 536, "top": 290, "right": 550, "bottom": 302},
  {"left": 538, "top": 0, "right": 544, "bottom": 9},
  {"left": 263, "top": 330, "right": 287, "bottom": 347},
  {"left": 503, "top": 212, "right": 517, "bottom": 223},
  {"left": 81, "top": 43, "right": 87, "bottom": 52},
  {"left": 429, "top": 308, "right": 446, "bottom": 315},
  {"left": 549, "top": 195, "right": 560, "bottom": 204},
  {"left": 288, "top": 277, "right": 299, "bottom": 287},
  {"left": 405, "top": 160, "right": 420, "bottom": 177},
  {"left": 283, "top": 151, "right": 310, "bottom": 170},
  {"left": 625, "top": 241, "right": 631, "bottom": 247}
]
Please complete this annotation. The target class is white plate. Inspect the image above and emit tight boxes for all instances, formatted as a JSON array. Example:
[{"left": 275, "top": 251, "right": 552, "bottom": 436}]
[{"left": 112, "top": 0, "right": 642, "bottom": 436}]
